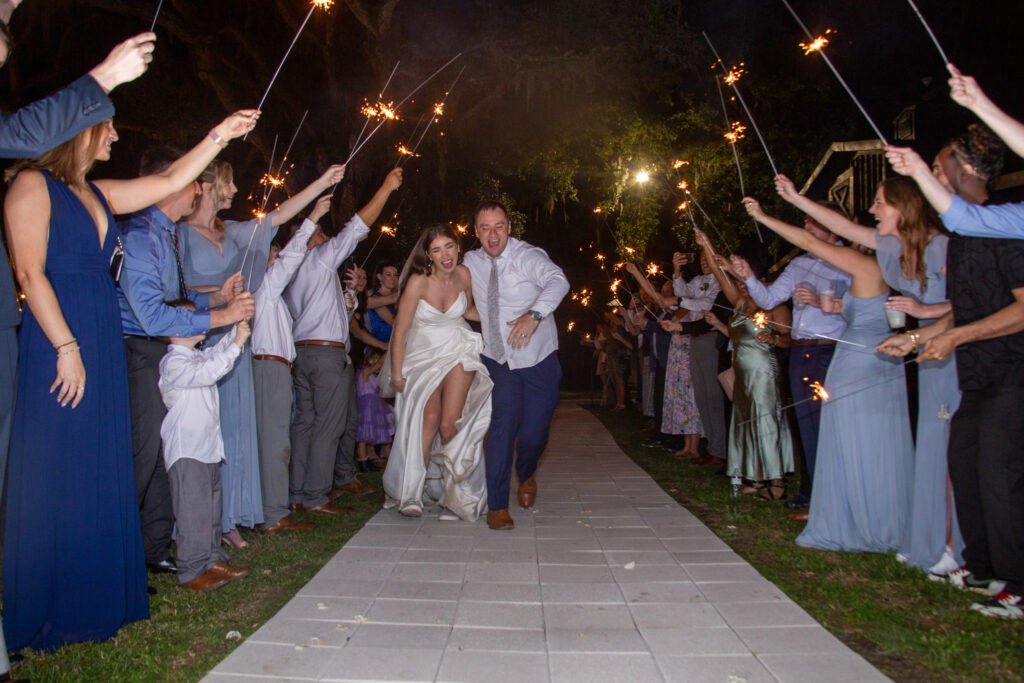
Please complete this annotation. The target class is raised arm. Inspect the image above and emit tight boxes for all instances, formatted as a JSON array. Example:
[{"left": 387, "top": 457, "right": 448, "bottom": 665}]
[
  {"left": 93, "top": 110, "right": 259, "bottom": 215},
  {"left": 269, "top": 165, "right": 344, "bottom": 228},
  {"left": 388, "top": 273, "right": 426, "bottom": 392},
  {"left": 694, "top": 228, "right": 740, "bottom": 307},
  {"left": 356, "top": 168, "right": 403, "bottom": 227},
  {"left": 885, "top": 146, "right": 954, "bottom": 216},
  {"left": 623, "top": 262, "right": 666, "bottom": 307},
  {"left": 742, "top": 197, "right": 882, "bottom": 294},
  {"left": 948, "top": 65, "right": 1024, "bottom": 160},
  {"left": 774, "top": 174, "right": 876, "bottom": 249}
]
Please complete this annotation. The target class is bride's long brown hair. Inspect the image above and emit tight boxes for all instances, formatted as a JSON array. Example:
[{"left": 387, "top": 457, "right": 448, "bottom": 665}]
[{"left": 398, "top": 224, "right": 462, "bottom": 295}]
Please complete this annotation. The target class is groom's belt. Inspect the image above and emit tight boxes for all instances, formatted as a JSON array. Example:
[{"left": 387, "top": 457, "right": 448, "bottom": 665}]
[
  {"left": 790, "top": 338, "right": 836, "bottom": 347},
  {"left": 295, "top": 340, "right": 346, "bottom": 349}
]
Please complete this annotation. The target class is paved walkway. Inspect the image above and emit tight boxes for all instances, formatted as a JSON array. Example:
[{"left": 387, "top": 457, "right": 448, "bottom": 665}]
[{"left": 204, "top": 403, "right": 889, "bottom": 683}]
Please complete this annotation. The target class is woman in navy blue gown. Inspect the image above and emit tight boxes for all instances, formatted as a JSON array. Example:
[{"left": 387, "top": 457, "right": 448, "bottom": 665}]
[{"left": 2, "top": 111, "right": 257, "bottom": 652}]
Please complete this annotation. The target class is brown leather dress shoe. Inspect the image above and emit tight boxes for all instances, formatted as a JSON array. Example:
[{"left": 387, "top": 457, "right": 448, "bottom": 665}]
[
  {"left": 331, "top": 478, "right": 376, "bottom": 497},
  {"left": 304, "top": 502, "right": 355, "bottom": 515},
  {"left": 179, "top": 569, "right": 230, "bottom": 591},
  {"left": 289, "top": 503, "right": 302, "bottom": 512},
  {"left": 487, "top": 509, "right": 515, "bottom": 530},
  {"left": 517, "top": 477, "right": 537, "bottom": 509},
  {"left": 263, "top": 515, "right": 317, "bottom": 534},
  {"left": 209, "top": 561, "right": 251, "bottom": 582},
  {"left": 788, "top": 511, "right": 809, "bottom": 522}
]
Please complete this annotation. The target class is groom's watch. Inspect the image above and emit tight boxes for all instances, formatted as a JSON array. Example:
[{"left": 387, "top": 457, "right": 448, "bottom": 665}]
[{"left": 528, "top": 309, "right": 544, "bottom": 322}]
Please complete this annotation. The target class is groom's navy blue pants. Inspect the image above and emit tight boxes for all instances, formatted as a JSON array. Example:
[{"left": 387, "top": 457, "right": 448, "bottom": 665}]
[{"left": 482, "top": 352, "right": 561, "bottom": 511}]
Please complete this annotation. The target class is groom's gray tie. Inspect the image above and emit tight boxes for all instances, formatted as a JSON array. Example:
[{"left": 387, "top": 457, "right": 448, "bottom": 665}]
[{"left": 488, "top": 256, "right": 505, "bottom": 363}]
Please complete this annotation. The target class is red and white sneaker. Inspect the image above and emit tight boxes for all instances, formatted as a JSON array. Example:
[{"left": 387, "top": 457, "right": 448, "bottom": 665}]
[
  {"left": 970, "top": 592, "right": 1024, "bottom": 619},
  {"left": 944, "top": 567, "right": 1006, "bottom": 596}
]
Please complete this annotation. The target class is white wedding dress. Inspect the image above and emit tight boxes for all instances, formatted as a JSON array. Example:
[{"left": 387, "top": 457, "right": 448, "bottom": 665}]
[{"left": 379, "top": 291, "right": 492, "bottom": 521}]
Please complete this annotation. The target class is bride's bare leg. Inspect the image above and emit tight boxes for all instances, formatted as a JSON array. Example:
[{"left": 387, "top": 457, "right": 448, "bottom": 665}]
[
  {"left": 439, "top": 363, "right": 475, "bottom": 445},
  {"left": 422, "top": 385, "right": 443, "bottom": 468}
]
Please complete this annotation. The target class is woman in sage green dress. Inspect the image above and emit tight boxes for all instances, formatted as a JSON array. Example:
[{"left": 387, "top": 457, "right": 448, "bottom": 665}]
[{"left": 695, "top": 229, "right": 794, "bottom": 500}]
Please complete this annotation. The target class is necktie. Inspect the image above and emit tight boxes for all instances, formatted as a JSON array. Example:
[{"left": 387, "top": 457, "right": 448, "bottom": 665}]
[
  {"left": 170, "top": 228, "right": 187, "bottom": 299},
  {"left": 488, "top": 256, "right": 504, "bottom": 363}
]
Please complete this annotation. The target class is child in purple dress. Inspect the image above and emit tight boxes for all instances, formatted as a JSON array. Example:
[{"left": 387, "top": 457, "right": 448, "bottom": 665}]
[{"left": 357, "top": 348, "right": 395, "bottom": 468}]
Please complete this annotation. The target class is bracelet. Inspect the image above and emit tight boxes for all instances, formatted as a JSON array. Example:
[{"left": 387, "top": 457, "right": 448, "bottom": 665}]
[
  {"left": 908, "top": 331, "right": 920, "bottom": 354},
  {"left": 57, "top": 344, "right": 80, "bottom": 358},
  {"left": 54, "top": 337, "right": 77, "bottom": 350},
  {"left": 208, "top": 129, "right": 228, "bottom": 149}
]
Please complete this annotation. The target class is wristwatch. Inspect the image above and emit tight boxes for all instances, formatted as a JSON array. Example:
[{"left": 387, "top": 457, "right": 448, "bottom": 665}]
[{"left": 529, "top": 310, "right": 544, "bottom": 321}]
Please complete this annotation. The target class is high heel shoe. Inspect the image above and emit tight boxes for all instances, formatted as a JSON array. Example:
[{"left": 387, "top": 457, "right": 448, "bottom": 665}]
[{"left": 222, "top": 528, "right": 248, "bottom": 548}]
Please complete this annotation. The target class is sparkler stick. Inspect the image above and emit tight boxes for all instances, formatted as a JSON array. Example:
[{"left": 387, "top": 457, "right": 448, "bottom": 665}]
[
  {"left": 358, "top": 225, "right": 397, "bottom": 270},
  {"left": 701, "top": 32, "right": 779, "bottom": 176},
  {"left": 351, "top": 61, "right": 401, "bottom": 155},
  {"left": 713, "top": 75, "right": 763, "bottom": 243},
  {"left": 707, "top": 300, "right": 870, "bottom": 349},
  {"left": 905, "top": 0, "right": 954, "bottom": 74},
  {"left": 260, "top": 134, "right": 280, "bottom": 213},
  {"left": 777, "top": 0, "right": 888, "bottom": 144},
  {"left": 246, "top": 0, "right": 333, "bottom": 140},
  {"left": 276, "top": 109, "right": 309, "bottom": 178},
  {"left": 397, "top": 65, "right": 466, "bottom": 168},
  {"left": 149, "top": 0, "right": 163, "bottom": 32}
]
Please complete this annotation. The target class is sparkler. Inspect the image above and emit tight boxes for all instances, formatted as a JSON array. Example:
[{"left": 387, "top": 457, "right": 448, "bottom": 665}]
[
  {"left": 349, "top": 61, "right": 400, "bottom": 157},
  {"left": 809, "top": 381, "right": 829, "bottom": 401},
  {"left": 702, "top": 31, "right": 779, "bottom": 176},
  {"left": 752, "top": 311, "right": 768, "bottom": 329},
  {"left": 714, "top": 72, "right": 764, "bottom": 243},
  {"left": 905, "top": 0, "right": 954, "bottom": 74},
  {"left": 568, "top": 322, "right": 576, "bottom": 332},
  {"left": 396, "top": 65, "right": 466, "bottom": 168},
  {"left": 149, "top": 0, "right": 163, "bottom": 31},
  {"left": 247, "top": 0, "right": 334, "bottom": 139},
  {"left": 778, "top": 0, "right": 888, "bottom": 144},
  {"left": 646, "top": 262, "right": 662, "bottom": 278},
  {"left": 357, "top": 224, "right": 398, "bottom": 270}
]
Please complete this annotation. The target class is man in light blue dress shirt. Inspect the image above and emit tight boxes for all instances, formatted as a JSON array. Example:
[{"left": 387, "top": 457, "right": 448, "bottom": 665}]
[{"left": 734, "top": 216, "right": 850, "bottom": 511}]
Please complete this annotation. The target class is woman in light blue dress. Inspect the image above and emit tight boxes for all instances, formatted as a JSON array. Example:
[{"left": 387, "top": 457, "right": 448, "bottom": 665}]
[
  {"left": 774, "top": 175, "right": 963, "bottom": 571},
  {"left": 744, "top": 179, "right": 914, "bottom": 554},
  {"left": 179, "top": 161, "right": 345, "bottom": 546}
]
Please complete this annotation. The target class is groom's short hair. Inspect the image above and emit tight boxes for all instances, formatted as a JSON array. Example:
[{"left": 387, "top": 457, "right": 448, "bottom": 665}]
[{"left": 473, "top": 200, "right": 508, "bottom": 225}]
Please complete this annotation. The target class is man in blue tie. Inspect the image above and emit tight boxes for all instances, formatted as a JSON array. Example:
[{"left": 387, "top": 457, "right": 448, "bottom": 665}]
[{"left": 464, "top": 202, "right": 570, "bottom": 530}]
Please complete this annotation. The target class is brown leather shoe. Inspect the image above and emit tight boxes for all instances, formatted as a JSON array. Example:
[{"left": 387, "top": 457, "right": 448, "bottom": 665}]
[
  {"left": 289, "top": 503, "right": 302, "bottom": 512},
  {"left": 209, "top": 561, "right": 251, "bottom": 582},
  {"left": 331, "top": 478, "right": 376, "bottom": 497},
  {"left": 788, "top": 511, "right": 809, "bottom": 522},
  {"left": 487, "top": 509, "right": 515, "bottom": 530},
  {"left": 263, "top": 516, "right": 317, "bottom": 534},
  {"left": 179, "top": 569, "right": 230, "bottom": 591},
  {"left": 304, "top": 502, "right": 355, "bottom": 515},
  {"left": 517, "top": 477, "right": 537, "bottom": 509}
]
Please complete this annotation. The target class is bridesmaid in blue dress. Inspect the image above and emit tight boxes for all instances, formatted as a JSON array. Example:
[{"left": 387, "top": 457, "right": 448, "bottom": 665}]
[
  {"left": 179, "top": 161, "right": 345, "bottom": 547},
  {"left": 775, "top": 175, "right": 963, "bottom": 572},
  {"left": 3, "top": 111, "right": 258, "bottom": 652},
  {"left": 745, "top": 185, "right": 914, "bottom": 554}
]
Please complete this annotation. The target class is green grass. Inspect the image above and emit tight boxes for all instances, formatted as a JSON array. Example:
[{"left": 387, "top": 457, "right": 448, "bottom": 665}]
[
  {"left": 586, "top": 400, "right": 1024, "bottom": 683},
  {"left": 12, "top": 472, "right": 386, "bottom": 683}
]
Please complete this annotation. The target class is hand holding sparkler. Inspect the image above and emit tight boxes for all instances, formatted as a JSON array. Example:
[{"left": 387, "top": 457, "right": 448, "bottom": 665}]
[
  {"left": 883, "top": 146, "right": 931, "bottom": 180},
  {"left": 308, "top": 194, "right": 332, "bottom": 224},
  {"left": 947, "top": 65, "right": 987, "bottom": 111},
  {"left": 730, "top": 255, "right": 753, "bottom": 280},
  {"left": 773, "top": 174, "right": 801, "bottom": 204},
  {"left": 947, "top": 65, "right": 1024, "bottom": 161},
  {"left": 89, "top": 33, "right": 157, "bottom": 93},
  {"left": 213, "top": 110, "right": 262, "bottom": 142},
  {"left": 741, "top": 196, "right": 767, "bottom": 222},
  {"left": 876, "top": 332, "right": 917, "bottom": 358},
  {"left": 220, "top": 272, "right": 245, "bottom": 303}
]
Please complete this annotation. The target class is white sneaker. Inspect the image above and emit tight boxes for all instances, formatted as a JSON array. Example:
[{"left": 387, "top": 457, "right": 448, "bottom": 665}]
[
  {"left": 399, "top": 503, "right": 423, "bottom": 517},
  {"left": 895, "top": 553, "right": 909, "bottom": 564},
  {"left": 439, "top": 509, "right": 459, "bottom": 522},
  {"left": 928, "top": 548, "right": 959, "bottom": 577}
]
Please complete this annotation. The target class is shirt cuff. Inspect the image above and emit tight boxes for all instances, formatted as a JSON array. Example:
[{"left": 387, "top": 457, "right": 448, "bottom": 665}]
[{"left": 940, "top": 194, "right": 969, "bottom": 233}]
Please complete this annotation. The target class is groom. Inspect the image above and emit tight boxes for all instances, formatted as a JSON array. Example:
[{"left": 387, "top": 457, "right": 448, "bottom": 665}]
[{"left": 464, "top": 201, "right": 569, "bottom": 529}]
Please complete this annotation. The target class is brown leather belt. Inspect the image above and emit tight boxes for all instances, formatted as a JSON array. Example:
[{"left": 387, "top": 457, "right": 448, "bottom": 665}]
[
  {"left": 253, "top": 354, "right": 292, "bottom": 367},
  {"left": 295, "top": 340, "right": 346, "bottom": 349},
  {"left": 791, "top": 338, "right": 836, "bottom": 347}
]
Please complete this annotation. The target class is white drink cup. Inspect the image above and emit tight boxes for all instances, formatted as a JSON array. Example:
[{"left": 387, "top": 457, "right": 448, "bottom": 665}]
[
  {"left": 886, "top": 308, "right": 906, "bottom": 328},
  {"left": 819, "top": 288, "right": 835, "bottom": 311}
]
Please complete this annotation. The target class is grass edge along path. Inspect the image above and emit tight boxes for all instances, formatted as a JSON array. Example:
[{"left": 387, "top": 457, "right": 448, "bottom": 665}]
[
  {"left": 11, "top": 472, "right": 386, "bottom": 683},
  {"left": 587, "top": 402, "right": 1024, "bottom": 683}
]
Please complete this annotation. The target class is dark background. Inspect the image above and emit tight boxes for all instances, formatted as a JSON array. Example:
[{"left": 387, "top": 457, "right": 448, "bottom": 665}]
[{"left": 3, "top": 0, "right": 1021, "bottom": 388}]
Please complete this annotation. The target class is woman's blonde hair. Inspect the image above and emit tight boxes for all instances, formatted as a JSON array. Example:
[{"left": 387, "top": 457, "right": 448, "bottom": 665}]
[
  {"left": 5, "top": 119, "right": 110, "bottom": 185},
  {"left": 197, "top": 159, "right": 234, "bottom": 206}
]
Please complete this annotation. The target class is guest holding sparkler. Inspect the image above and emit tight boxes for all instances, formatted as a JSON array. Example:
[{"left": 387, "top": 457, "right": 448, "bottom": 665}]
[
  {"left": 179, "top": 161, "right": 345, "bottom": 547},
  {"left": 731, "top": 208, "right": 849, "bottom": 516},
  {"left": 365, "top": 262, "right": 399, "bottom": 343},
  {"left": 744, "top": 195, "right": 913, "bottom": 554},
  {"left": 692, "top": 230, "right": 793, "bottom": 500},
  {"left": 773, "top": 173, "right": 961, "bottom": 575},
  {"left": 881, "top": 129, "right": 1024, "bottom": 619}
]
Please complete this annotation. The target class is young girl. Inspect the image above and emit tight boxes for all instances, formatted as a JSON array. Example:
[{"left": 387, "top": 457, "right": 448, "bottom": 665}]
[{"left": 357, "top": 348, "right": 395, "bottom": 471}]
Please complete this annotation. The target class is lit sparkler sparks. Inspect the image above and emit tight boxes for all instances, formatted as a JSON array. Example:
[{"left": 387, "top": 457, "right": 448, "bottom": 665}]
[
  {"left": 252, "top": 209, "right": 267, "bottom": 219},
  {"left": 595, "top": 253, "right": 606, "bottom": 263},
  {"left": 752, "top": 311, "right": 768, "bottom": 329},
  {"left": 380, "top": 225, "right": 397, "bottom": 237},
  {"left": 799, "top": 29, "right": 834, "bottom": 55},
  {"left": 613, "top": 262, "right": 625, "bottom": 271},
  {"left": 724, "top": 121, "right": 747, "bottom": 143},
  {"left": 455, "top": 223, "right": 467, "bottom": 234},
  {"left": 396, "top": 143, "right": 419, "bottom": 158},
  {"left": 810, "top": 381, "right": 830, "bottom": 401},
  {"left": 262, "top": 173, "right": 285, "bottom": 188},
  {"left": 433, "top": 103, "right": 445, "bottom": 116},
  {"left": 677, "top": 201, "right": 688, "bottom": 212},
  {"left": 646, "top": 262, "right": 661, "bottom": 277},
  {"left": 594, "top": 206, "right": 603, "bottom": 213},
  {"left": 568, "top": 322, "right": 576, "bottom": 332},
  {"left": 672, "top": 160, "right": 689, "bottom": 169},
  {"left": 677, "top": 180, "right": 688, "bottom": 191},
  {"left": 723, "top": 63, "right": 746, "bottom": 85},
  {"left": 624, "top": 246, "right": 636, "bottom": 257}
]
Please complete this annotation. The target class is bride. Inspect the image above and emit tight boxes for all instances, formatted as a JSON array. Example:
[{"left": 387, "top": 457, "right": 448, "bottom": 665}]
[{"left": 379, "top": 224, "right": 492, "bottom": 521}]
